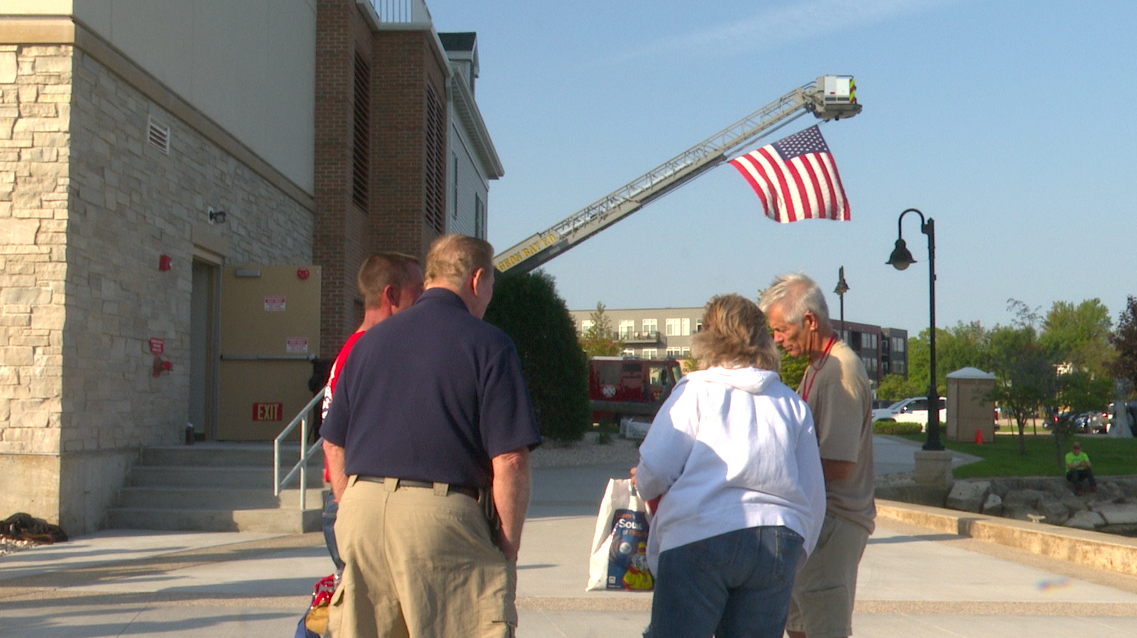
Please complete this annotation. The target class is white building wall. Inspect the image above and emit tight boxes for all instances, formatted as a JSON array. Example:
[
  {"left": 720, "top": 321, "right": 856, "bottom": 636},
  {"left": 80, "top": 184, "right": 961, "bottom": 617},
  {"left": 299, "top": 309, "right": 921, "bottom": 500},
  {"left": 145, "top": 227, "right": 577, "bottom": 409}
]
[
  {"left": 447, "top": 120, "right": 488, "bottom": 238},
  {"left": 57, "top": 0, "right": 317, "bottom": 194}
]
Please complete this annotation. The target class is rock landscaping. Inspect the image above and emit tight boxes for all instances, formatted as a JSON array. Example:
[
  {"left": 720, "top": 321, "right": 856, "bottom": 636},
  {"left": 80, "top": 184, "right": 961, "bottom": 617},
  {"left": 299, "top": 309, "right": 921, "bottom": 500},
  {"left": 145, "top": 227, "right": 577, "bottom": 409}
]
[{"left": 889, "top": 475, "right": 1137, "bottom": 536}]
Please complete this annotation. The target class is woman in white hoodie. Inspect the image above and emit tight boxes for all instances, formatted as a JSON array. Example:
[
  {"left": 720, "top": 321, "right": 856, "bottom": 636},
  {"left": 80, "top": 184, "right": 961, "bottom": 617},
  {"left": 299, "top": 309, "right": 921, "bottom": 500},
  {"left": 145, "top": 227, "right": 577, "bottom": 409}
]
[{"left": 633, "top": 294, "right": 826, "bottom": 638}]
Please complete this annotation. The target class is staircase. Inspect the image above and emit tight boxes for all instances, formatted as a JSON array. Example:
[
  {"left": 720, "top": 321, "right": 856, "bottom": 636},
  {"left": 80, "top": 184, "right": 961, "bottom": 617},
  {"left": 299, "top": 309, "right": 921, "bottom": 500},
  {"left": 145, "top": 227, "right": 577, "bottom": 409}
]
[{"left": 105, "top": 443, "right": 326, "bottom": 533}]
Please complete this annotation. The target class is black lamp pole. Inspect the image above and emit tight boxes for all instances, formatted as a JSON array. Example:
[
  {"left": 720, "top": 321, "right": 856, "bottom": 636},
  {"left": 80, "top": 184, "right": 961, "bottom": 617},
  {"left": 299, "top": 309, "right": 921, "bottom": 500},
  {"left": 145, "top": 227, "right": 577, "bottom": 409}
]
[
  {"left": 886, "top": 208, "right": 943, "bottom": 451},
  {"left": 834, "top": 266, "right": 850, "bottom": 336}
]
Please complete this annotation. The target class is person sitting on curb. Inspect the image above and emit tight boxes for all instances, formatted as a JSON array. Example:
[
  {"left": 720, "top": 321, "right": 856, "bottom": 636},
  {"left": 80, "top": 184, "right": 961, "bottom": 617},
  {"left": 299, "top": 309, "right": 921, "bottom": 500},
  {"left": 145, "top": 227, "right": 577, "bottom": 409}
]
[{"left": 1065, "top": 441, "right": 1097, "bottom": 496}]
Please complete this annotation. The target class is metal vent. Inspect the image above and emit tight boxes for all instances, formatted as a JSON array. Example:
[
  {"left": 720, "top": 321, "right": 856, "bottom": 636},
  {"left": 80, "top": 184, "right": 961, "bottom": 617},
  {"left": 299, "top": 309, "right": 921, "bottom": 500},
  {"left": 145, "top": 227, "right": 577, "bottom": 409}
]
[{"left": 147, "top": 116, "right": 170, "bottom": 154}]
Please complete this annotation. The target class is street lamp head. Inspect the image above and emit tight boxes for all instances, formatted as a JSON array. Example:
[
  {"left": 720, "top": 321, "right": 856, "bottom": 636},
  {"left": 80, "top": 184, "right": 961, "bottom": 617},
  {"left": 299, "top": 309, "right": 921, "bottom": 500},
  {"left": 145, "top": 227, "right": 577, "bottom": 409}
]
[
  {"left": 834, "top": 267, "right": 850, "bottom": 296},
  {"left": 887, "top": 238, "right": 916, "bottom": 270}
]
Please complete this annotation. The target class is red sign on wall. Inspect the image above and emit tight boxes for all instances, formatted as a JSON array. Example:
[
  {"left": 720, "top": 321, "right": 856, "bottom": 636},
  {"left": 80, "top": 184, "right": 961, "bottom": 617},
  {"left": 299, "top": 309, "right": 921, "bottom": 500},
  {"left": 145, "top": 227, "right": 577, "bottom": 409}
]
[
  {"left": 252, "top": 403, "right": 284, "bottom": 422},
  {"left": 149, "top": 338, "right": 164, "bottom": 355}
]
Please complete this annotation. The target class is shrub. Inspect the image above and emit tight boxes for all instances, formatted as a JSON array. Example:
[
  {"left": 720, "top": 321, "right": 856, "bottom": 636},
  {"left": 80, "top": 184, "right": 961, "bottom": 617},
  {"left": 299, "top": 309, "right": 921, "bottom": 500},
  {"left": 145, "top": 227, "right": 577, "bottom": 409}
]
[
  {"left": 873, "top": 420, "right": 923, "bottom": 436},
  {"left": 484, "top": 270, "right": 590, "bottom": 441}
]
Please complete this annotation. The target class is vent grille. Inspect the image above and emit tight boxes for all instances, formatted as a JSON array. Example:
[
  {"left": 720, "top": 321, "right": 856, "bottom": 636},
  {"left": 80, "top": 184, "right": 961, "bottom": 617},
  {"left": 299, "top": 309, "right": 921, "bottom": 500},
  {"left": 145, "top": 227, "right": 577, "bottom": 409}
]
[
  {"left": 424, "top": 82, "right": 445, "bottom": 236},
  {"left": 352, "top": 51, "right": 371, "bottom": 210},
  {"left": 148, "top": 116, "right": 170, "bottom": 154}
]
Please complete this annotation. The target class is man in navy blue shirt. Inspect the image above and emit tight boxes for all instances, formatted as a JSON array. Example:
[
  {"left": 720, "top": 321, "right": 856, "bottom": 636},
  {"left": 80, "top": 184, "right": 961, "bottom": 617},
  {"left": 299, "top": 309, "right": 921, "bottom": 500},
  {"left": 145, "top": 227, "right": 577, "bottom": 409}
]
[{"left": 322, "top": 234, "right": 541, "bottom": 638}]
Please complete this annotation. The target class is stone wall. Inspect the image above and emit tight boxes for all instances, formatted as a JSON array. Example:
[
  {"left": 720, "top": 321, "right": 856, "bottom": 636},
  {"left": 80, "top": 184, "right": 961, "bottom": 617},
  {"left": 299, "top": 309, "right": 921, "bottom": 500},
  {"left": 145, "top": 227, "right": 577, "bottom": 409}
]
[
  {"left": 0, "top": 43, "right": 71, "bottom": 525},
  {"left": 0, "top": 42, "right": 315, "bottom": 534}
]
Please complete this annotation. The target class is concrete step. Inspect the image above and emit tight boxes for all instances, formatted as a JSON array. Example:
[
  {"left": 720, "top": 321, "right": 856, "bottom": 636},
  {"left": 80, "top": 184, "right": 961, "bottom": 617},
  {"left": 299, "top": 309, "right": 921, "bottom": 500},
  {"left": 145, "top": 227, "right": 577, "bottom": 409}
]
[
  {"left": 117, "top": 486, "right": 328, "bottom": 510},
  {"left": 127, "top": 465, "right": 325, "bottom": 489},
  {"left": 105, "top": 506, "right": 322, "bottom": 534},
  {"left": 140, "top": 444, "right": 324, "bottom": 468}
]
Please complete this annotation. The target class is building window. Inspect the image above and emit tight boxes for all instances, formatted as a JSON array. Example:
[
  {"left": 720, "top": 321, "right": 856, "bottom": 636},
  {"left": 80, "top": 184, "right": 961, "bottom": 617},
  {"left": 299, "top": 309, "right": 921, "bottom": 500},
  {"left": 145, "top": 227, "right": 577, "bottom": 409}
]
[
  {"left": 424, "top": 83, "right": 446, "bottom": 235},
  {"left": 452, "top": 154, "right": 459, "bottom": 219},
  {"left": 618, "top": 320, "right": 634, "bottom": 339},
  {"left": 580, "top": 319, "right": 594, "bottom": 335},
  {"left": 352, "top": 51, "right": 371, "bottom": 210},
  {"left": 665, "top": 318, "right": 681, "bottom": 336},
  {"left": 695, "top": 319, "right": 703, "bottom": 332},
  {"left": 643, "top": 318, "right": 658, "bottom": 334},
  {"left": 682, "top": 347, "right": 690, "bottom": 357},
  {"left": 642, "top": 348, "right": 657, "bottom": 359},
  {"left": 666, "top": 347, "right": 682, "bottom": 359},
  {"left": 682, "top": 318, "right": 691, "bottom": 336},
  {"left": 893, "top": 337, "right": 906, "bottom": 353},
  {"left": 474, "top": 194, "right": 485, "bottom": 239}
]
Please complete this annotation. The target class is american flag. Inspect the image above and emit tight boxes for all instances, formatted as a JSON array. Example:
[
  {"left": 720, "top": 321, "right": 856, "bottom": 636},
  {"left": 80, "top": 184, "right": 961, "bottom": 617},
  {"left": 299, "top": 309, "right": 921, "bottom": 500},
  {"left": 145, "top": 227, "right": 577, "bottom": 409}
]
[{"left": 729, "top": 125, "right": 850, "bottom": 223}]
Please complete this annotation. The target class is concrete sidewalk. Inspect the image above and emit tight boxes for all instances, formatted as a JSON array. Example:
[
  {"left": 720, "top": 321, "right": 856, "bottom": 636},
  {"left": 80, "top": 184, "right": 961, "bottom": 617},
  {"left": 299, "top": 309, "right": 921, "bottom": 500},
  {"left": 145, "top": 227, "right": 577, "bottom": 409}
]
[{"left": 3, "top": 436, "right": 1137, "bottom": 637}]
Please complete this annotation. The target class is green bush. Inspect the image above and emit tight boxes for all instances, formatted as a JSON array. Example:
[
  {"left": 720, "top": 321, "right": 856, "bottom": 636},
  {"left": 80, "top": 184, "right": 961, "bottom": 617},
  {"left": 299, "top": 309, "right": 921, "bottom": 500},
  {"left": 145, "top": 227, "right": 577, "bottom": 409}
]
[
  {"left": 484, "top": 270, "right": 590, "bottom": 442},
  {"left": 873, "top": 420, "right": 923, "bottom": 436}
]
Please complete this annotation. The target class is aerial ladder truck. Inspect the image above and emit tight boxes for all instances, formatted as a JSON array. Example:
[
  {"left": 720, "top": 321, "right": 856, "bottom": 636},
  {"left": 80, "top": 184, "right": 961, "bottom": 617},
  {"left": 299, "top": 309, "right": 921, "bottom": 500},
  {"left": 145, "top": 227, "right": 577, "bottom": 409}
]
[{"left": 493, "top": 75, "right": 862, "bottom": 274}]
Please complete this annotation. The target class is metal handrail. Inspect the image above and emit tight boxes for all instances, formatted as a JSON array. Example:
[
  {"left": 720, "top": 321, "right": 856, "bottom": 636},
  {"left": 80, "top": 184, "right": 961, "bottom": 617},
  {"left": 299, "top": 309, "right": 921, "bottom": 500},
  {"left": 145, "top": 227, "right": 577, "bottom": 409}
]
[{"left": 274, "top": 388, "right": 326, "bottom": 510}]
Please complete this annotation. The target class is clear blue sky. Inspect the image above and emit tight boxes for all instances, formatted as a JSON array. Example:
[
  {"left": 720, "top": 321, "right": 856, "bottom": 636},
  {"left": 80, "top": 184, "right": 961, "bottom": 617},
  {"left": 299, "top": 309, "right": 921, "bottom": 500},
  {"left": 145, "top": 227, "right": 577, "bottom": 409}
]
[{"left": 428, "top": 0, "right": 1137, "bottom": 336}]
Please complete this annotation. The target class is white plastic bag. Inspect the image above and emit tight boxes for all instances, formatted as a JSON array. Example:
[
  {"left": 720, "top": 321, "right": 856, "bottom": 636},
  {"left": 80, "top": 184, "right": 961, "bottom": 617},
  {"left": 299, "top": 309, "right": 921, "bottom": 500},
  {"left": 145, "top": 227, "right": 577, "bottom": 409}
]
[{"left": 586, "top": 478, "right": 654, "bottom": 592}]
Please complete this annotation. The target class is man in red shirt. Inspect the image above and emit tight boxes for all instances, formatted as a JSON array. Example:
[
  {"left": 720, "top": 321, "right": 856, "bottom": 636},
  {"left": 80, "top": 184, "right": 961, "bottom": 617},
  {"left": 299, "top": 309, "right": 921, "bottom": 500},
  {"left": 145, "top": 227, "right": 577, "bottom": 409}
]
[{"left": 320, "top": 253, "right": 424, "bottom": 571}]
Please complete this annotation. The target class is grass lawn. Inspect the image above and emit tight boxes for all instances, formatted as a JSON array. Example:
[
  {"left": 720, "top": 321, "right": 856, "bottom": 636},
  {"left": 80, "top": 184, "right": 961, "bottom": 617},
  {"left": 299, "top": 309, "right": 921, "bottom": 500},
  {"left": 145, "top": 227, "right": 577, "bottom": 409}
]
[{"left": 896, "top": 430, "right": 1137, "bottom": 479}]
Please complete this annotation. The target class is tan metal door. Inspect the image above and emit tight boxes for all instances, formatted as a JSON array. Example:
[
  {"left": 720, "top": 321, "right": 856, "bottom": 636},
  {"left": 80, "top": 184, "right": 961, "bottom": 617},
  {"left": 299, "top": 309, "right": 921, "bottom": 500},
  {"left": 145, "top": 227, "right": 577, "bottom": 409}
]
[{"left": 218, "top": 265, "right": 321, "bottom": 441}]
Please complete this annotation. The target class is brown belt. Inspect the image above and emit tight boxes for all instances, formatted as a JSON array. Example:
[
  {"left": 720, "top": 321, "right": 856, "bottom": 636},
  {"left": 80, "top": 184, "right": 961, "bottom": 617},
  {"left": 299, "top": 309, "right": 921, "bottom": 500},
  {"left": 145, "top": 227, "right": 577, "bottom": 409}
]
[{"left": 355, "top": 476, "right": 479, "bottom": 500}]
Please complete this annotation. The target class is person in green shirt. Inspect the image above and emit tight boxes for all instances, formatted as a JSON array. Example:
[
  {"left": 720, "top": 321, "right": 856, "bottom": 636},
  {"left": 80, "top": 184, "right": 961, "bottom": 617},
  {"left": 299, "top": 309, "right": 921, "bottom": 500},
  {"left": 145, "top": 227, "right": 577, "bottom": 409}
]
[{"left": 1065, "top": 441, "right": 1097, "bottom": 495}]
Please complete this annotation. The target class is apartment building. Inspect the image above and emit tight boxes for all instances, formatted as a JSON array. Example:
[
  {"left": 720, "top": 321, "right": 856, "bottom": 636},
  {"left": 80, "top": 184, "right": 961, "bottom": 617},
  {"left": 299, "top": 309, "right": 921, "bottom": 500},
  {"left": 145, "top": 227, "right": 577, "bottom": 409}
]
[{"left": 572, "top": 308, "right": 908, "bottom": 388}]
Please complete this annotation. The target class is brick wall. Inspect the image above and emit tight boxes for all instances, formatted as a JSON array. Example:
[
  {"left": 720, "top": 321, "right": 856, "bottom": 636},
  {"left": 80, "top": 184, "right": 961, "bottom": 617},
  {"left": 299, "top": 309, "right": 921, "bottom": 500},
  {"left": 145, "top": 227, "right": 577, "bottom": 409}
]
[
  {"left": 314, "top": 1, "right": 449, "bottom": 357},
  {"left": 371, "top": 30, "right": 448, "bottom": 261}
]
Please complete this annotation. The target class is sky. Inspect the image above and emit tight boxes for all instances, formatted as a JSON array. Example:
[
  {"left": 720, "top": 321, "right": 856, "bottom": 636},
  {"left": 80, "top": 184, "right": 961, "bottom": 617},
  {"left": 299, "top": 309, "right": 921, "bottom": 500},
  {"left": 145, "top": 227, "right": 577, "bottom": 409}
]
[{"left": 427, "top": 0, "right": 1137, "bottom": 336}]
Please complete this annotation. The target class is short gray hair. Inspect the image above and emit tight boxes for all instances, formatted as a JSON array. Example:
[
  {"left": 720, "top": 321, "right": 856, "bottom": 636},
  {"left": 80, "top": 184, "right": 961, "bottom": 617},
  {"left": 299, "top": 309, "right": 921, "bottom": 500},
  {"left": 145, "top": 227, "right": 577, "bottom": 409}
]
[{"left": 758, "top": 273, "right": 830, "bottom": 326}]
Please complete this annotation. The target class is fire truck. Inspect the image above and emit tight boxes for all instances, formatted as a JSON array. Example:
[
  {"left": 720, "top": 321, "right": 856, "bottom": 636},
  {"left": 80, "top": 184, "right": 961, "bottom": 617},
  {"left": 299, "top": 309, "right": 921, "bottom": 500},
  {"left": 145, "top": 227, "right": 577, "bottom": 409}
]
[{"left": 589, "top": 357, "right": 684, "bottom": 431}]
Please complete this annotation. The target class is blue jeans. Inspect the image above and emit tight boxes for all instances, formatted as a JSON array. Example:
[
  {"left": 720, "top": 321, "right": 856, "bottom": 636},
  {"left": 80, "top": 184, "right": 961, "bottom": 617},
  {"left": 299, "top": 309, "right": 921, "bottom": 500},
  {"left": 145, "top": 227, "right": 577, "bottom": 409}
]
[
  {"left": 644, "top": 526, "right": 803, "bottom": 638},
  {"left": 323, "top": 490, "right": 344, "bottom": 572}
]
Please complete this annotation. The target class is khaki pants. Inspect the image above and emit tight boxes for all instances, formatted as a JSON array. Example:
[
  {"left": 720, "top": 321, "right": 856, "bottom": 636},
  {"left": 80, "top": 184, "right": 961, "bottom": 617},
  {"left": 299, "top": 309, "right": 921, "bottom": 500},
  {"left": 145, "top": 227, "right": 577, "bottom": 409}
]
[
  {"left": 327, "top": 477, "right": 517, "bottom": 638},
  {"left": 786, "top": 514, "right": 869, "bottom": 638}
]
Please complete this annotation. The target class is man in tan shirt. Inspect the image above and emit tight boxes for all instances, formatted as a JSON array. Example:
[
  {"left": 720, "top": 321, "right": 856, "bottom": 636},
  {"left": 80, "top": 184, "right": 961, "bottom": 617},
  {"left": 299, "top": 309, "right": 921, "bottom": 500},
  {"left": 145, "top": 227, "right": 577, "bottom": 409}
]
[{"left": 761, "top": 273, "right": 875, "bottom": 638}]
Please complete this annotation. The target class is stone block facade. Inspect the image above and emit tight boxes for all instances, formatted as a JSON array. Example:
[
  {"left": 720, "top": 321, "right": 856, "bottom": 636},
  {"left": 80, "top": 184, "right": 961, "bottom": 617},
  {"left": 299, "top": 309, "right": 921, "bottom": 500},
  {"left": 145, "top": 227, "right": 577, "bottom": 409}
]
[{"left": 0, "top": 41, "right": 314, "bottom": 534}]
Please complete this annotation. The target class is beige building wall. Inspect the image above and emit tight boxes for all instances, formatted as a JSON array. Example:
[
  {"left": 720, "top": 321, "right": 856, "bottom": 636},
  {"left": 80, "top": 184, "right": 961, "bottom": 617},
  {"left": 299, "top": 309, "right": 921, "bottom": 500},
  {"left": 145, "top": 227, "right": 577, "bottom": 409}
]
[
  {"left": 5, "top": 0, "right": 317, "bottom": 194},
  {"left": 0, "top": 27, "right": 314, "bottom": 534}
]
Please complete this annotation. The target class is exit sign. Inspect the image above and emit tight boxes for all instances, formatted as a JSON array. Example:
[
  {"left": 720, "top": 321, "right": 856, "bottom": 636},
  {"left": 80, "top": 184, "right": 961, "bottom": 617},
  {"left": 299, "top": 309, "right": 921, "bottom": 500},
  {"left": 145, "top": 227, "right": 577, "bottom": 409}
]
[{"left": 251, "top": 402, "right": 284, "bottom": 422}]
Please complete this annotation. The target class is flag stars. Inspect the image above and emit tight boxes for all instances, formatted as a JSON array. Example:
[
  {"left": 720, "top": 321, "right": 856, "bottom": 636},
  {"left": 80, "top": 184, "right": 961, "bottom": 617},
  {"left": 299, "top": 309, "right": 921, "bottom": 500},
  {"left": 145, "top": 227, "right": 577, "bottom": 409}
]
[{"left": 774, "top": 127, "right": 830, "bottom": 160}]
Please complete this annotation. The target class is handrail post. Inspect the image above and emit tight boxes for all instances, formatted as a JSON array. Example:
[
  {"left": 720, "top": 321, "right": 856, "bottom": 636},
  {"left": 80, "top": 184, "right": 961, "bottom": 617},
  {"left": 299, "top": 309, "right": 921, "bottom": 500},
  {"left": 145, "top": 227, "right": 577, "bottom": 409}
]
[
  {"left": 273, "top": 436, "right": 281, "bottom": 496},
  {"left": 300, "top": 414, "right": 309, "bottom": 510}
]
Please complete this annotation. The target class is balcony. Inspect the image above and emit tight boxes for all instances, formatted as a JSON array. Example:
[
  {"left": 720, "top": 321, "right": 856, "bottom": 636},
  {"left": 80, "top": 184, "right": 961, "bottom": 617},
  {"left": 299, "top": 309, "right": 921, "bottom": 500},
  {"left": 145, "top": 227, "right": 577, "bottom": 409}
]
[
  {"left": 358, "top": 0, "right": 432, "bottom": 27},
  {"left": 621, "top": 331, "right": 661, "bottom": 345}
]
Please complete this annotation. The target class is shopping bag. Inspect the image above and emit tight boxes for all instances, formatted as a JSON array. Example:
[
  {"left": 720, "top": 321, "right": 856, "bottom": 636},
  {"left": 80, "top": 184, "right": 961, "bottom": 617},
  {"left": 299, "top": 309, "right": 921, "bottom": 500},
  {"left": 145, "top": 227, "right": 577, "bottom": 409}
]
[
  {"left": 586, "top": 478, "right": 654, "bottom": 592},
  {"left": 295, "top": 573, "right": 336, "bottom": 637}
]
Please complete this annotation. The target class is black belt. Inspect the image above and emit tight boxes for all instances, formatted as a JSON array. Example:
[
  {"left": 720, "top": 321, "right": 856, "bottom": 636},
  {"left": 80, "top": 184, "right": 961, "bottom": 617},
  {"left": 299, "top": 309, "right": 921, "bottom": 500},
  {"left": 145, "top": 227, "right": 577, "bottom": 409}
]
[{"left": 355, "top": 476, "right": 479, "bottom": 500}]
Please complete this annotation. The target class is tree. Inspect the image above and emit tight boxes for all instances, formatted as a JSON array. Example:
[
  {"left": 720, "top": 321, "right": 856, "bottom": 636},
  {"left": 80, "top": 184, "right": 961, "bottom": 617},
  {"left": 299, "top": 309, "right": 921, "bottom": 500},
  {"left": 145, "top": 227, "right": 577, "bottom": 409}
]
[
  {"left": 484, "top": 270, "right": 590, "bottom": 441},
  {"left": 877, "top": 374, "right": 923, "bottom": 402},
  {"left": 1041, "top": 299, "right": 1115, "bottom": 378},
  {"left": 779, "top": 353, "right": 809, "bottom": 389},
  {"left": 578, "top": 302, "right": 624, "bottom": 358},
  {"left": 906, "top": 322, "right": 989, "bottom": 398},
  {"left": 985, "top": 324, "right": 1060, "bottom": 455},
  {"left": 1110, "top": 296, "right": 1137, "bottom": 390}
]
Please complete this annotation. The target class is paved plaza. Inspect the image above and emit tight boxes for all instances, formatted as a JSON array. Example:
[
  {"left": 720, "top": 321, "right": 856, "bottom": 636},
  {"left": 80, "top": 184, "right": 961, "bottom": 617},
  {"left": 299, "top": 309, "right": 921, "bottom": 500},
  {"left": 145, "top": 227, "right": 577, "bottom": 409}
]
[{"left": 3, "top": 436, "right": 1137, "bottom": 637}]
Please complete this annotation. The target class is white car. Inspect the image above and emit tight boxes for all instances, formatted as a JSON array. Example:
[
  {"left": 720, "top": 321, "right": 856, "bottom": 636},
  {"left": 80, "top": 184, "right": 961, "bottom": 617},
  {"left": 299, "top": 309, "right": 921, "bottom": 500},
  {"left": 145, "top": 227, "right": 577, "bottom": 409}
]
[{"left": 872, "top": 397, "right": 947, "bottom": 431}]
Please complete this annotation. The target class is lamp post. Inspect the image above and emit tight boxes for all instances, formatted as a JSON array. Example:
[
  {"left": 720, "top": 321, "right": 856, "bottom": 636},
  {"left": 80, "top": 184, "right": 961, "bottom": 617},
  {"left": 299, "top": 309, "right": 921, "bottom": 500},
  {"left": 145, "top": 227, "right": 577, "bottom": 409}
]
[
  {"left": 886, "top": 208, "right": 944, "bottom": 451},
  {"left": 834, "top": 266, "right": 849, "bottom": 337}
]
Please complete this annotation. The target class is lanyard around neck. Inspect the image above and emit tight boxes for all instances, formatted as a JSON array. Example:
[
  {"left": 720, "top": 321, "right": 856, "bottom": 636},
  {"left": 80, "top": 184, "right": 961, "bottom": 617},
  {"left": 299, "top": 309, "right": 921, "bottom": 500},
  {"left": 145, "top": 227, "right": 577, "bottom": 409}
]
[{"left": 800, "top": 335, "right": 836, "bottom": 402}]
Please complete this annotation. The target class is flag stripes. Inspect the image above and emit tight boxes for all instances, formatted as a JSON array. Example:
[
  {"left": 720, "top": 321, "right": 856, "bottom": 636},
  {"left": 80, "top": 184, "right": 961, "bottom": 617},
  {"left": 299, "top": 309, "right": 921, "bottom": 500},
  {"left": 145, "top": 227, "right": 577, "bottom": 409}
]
[{"left": 729, "top": 125, "right": 850, "bottom": 224}]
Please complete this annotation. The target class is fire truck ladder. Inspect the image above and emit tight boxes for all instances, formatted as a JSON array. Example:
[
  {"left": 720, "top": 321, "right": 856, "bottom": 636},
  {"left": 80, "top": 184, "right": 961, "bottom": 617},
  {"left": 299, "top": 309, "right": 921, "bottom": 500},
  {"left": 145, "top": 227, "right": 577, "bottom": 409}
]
[{"left": 494, "top": 75, "right": 862, "bottom": 274}]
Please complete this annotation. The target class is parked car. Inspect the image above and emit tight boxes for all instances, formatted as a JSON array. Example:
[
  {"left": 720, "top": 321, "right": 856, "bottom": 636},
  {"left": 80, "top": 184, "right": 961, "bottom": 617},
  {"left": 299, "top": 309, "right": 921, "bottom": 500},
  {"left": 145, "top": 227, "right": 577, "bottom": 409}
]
[{"left": 872, "top": 396, "right": 947, "bottom": 431}]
